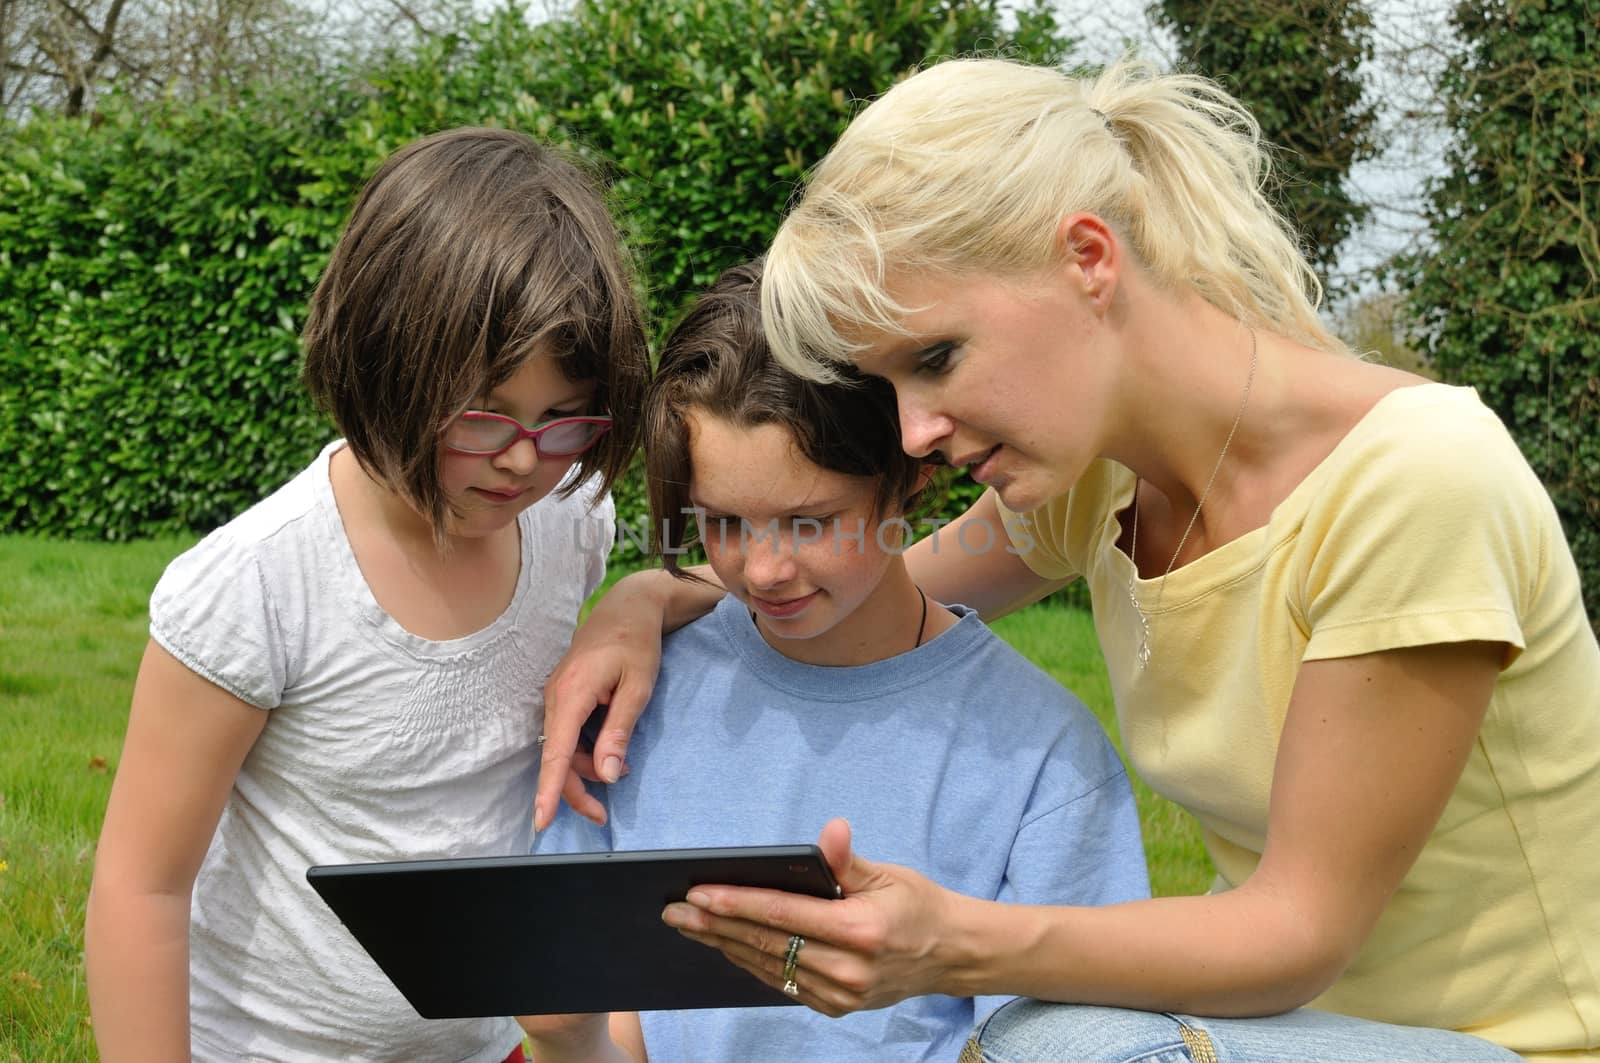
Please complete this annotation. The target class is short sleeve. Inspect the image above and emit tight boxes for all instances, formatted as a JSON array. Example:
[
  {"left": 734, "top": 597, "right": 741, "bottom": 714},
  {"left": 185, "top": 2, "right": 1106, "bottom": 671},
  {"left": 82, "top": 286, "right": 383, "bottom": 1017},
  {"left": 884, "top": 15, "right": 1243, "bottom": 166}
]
[
  {"left": 148, "top": 531, "right": 287, "bottom": 709},
  {"left": 978, "top": 746, "right": 1149, "bottom": 1018},
  {"left": 996, "top": 461, "right": 1132, "bottom": 582},
  {"left": 1296, "top": 400, "right": 1538, "bottom": 664},
  {"left": 996, "top": 771, "right": 1150, "bottom": 910}
]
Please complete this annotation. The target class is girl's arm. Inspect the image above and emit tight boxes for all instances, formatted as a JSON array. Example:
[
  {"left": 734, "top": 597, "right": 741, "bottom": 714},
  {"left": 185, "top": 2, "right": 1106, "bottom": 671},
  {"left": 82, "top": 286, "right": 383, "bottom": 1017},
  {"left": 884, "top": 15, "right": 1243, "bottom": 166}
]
[
  {"left": 535, "top": 490, "right": 1064, "bottom": 831},
  {"left": 85, "top": 641, "right": 268, "bottom": 1062},
  {"left": 662, "top": 639, "right": 1502, "bottom": 1016},
  {"left": 518, "top": 1012, "right": 645, "bottom": 1062}
]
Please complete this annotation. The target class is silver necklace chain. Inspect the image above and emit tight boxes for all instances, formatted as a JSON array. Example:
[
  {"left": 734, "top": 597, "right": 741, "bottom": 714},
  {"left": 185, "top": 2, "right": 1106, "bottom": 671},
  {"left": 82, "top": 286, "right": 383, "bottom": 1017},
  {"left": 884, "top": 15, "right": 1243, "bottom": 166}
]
[{"left": 1128, "top": 328, "right": 1258, "bottom": 670}]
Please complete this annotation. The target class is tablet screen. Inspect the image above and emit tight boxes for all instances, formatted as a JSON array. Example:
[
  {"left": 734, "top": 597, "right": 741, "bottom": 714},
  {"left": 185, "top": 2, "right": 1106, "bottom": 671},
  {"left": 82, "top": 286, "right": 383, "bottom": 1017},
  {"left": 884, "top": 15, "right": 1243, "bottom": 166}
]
[{"left": 307, "top": 845, "right": 840, "bottom": 1017}]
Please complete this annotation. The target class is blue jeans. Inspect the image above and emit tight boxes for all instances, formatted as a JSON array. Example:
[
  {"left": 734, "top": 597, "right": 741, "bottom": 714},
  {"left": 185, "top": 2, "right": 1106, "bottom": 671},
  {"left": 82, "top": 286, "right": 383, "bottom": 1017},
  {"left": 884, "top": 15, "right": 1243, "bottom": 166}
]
[{"left": 963, "top": 1001, "right": 1527, "bottom": 1062}]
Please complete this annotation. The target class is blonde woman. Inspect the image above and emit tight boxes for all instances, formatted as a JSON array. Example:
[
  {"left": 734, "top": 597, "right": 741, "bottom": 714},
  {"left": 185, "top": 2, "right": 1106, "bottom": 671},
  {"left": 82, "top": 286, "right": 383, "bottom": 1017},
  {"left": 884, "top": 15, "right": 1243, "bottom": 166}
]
[{"left": 535, "top": 59, "right": 1599, "bottom": 1062}]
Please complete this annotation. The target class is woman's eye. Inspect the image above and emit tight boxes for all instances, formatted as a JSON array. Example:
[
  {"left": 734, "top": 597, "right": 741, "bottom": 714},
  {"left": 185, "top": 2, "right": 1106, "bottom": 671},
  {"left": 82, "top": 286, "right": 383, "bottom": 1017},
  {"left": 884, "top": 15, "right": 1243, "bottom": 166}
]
[{"left": 915, "top": 342, "right": 958, "bottom": 375}]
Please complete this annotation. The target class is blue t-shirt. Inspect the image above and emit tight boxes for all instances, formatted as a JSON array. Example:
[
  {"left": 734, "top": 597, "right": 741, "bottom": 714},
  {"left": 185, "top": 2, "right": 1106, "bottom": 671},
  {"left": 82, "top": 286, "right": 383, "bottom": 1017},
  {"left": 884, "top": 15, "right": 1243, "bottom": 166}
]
[{"left": 537, "top": 596, "right": 1149, "bottom": 1063}]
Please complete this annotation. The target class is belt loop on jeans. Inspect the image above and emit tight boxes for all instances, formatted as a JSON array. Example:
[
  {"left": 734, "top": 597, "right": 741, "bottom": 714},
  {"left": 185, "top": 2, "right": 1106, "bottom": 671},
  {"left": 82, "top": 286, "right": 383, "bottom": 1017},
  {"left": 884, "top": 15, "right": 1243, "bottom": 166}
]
[{"left": 1179, "top": 1022, "right": 1219, "bottom": 1063}]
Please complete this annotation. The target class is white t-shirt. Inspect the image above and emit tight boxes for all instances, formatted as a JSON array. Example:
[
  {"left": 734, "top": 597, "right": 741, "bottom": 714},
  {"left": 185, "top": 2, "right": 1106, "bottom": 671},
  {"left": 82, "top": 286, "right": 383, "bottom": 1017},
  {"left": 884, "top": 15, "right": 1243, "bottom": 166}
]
[{"left": 149, "top": 440, "right": 612, "bottom": 1061}]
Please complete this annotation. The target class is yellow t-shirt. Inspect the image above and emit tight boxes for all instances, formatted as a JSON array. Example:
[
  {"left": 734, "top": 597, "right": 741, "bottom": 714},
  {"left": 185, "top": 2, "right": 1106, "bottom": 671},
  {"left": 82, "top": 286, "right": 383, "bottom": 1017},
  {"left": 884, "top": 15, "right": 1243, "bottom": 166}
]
[{"left": 998, "top": 384, "right": 1600, "bottom": 1060}]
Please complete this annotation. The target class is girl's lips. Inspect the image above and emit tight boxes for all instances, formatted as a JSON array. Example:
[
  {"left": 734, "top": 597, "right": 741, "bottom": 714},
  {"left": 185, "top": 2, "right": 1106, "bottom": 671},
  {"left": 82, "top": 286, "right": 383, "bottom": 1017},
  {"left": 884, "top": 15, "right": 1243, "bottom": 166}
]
[
  {"left": 750, "top": 591, "right": 819, "bottom": 619},
  {"left": 473, "top": 486, "right": 526, "bottom": 504}
]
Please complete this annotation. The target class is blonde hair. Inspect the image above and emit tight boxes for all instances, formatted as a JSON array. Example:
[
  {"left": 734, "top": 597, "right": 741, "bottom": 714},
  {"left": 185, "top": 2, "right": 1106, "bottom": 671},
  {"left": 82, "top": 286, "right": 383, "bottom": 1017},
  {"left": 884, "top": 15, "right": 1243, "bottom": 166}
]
[{"left": 763, "top": 57, "right": 1345, "bottom": 381}]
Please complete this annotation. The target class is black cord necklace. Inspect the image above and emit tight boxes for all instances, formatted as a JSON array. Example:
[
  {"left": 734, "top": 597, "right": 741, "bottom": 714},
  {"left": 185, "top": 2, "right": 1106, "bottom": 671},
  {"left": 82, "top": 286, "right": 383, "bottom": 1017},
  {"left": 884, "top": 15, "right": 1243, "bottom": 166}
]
[{"left": 912, "top": 586, "right": 928, "bottom": 650}]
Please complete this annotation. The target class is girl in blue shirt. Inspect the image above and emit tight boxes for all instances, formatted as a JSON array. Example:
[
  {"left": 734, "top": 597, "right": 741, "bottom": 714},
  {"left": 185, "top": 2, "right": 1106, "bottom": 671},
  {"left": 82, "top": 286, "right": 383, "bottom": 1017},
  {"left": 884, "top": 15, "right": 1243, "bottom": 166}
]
[{"left": 522, "top": 260, "right": 1148, "bottom": 1063}]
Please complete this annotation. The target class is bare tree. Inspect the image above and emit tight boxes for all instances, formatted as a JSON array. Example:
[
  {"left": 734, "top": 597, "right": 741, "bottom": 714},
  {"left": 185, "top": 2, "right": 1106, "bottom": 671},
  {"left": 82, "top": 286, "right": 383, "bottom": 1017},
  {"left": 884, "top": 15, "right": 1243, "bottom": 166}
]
[
  {"left": 1, "top": 0, "right": 370, "bottom": 121},
  {"left": 3, "top": 0, "right": 143, "bottom": 116}
]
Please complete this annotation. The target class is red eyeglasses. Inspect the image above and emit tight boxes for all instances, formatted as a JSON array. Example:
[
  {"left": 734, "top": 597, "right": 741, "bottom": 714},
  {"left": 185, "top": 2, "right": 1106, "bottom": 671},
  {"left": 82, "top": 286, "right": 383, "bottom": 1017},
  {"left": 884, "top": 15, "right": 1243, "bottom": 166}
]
[{"left": 442, "top": 412, "right": 613, "bottom": 459}]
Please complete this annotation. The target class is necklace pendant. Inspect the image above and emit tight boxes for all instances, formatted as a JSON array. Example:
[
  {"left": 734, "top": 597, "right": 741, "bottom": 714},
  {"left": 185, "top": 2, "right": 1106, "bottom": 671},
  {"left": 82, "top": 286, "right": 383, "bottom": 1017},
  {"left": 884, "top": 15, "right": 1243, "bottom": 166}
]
[{"left": 1129, "top": 582, "right": 1152, "bottom": 670}]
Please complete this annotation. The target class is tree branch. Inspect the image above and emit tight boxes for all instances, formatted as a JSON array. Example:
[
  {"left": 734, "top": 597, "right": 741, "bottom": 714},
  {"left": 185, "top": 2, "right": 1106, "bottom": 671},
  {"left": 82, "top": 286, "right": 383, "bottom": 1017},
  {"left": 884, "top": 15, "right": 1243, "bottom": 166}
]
[
  {"left": 382, "top": 0, "right": 430, "bottom": 36},
  {"left": 50, "top": 0, "right": 103, "bottom": 40},
  {"left": 5, "top": 59, "right": 67, "bottom": 78}
]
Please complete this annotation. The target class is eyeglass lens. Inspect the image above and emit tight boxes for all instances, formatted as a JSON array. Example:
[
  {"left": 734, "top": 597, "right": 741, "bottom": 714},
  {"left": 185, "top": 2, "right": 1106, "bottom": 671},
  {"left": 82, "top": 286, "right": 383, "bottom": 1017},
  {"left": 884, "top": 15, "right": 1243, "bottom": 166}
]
[{"left": 445, "top": 414, "right": 607, "bottom": 456}]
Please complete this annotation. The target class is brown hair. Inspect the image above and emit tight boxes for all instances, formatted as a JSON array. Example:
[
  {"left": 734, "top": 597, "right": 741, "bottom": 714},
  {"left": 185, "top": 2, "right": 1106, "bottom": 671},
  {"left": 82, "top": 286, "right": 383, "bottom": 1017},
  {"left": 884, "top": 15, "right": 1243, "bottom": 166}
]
[
  {"left": 302, "top": 127, "right": 648, "bottom": 536},
  {"left": 645, "top": 259, "right": 923, "bottom": 577}
]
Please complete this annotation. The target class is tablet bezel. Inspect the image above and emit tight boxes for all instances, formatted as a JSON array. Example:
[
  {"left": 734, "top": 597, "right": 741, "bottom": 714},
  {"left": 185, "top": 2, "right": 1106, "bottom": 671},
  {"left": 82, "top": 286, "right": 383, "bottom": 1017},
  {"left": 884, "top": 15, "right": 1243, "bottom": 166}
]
[{"left": 306, "top": 844, "right": 840, "bottom": 1018}]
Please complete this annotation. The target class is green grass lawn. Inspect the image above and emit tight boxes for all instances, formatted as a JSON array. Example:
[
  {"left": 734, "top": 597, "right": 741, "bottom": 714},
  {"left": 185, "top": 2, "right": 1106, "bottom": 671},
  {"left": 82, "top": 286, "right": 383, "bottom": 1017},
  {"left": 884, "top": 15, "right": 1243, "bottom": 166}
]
[
  {"left": 0, "top": 535, "right": 1210, "bottom": 1059},
  {"left": 0, "top": 536, "right": 193, "bottom": 1060}
]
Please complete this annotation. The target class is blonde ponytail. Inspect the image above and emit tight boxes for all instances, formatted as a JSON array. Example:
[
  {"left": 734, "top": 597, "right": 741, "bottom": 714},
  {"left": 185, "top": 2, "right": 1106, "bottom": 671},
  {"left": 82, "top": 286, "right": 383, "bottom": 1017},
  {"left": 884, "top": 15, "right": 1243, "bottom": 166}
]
[{"left": 763, "top": 56, "right": 1345, "bottom": 383}]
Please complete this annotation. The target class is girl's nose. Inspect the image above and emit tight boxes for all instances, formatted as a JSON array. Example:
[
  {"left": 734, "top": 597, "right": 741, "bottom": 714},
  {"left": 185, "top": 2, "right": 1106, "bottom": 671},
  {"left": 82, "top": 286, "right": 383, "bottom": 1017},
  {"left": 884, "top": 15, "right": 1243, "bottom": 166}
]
[
  {"left": 493, "top": 436, "right": 541, "bottom": 476},
  {"left": 742, "top": 528, "right": 798, "bottom": 589}
]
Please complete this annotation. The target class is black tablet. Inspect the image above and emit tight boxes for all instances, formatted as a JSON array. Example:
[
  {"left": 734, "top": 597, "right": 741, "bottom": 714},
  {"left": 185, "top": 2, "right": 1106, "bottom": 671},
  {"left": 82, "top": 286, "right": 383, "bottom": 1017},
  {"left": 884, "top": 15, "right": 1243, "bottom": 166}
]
[{"left": 306, "top": 845, "right": 840, "bottom": 1018}]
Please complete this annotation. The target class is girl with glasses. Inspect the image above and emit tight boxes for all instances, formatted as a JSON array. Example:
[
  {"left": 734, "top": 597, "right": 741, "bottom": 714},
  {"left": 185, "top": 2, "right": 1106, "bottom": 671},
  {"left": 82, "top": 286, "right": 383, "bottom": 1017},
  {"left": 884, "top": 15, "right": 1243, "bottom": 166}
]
[
  {"left": 85, "top": 127, "right": 648, "bottom": 1063},
  {"left": 520, "top": 259, "right": 1148, "bottom": 1063},
  {"left": 537, "top": 58, "right": 1598, "bottom": 1063}
]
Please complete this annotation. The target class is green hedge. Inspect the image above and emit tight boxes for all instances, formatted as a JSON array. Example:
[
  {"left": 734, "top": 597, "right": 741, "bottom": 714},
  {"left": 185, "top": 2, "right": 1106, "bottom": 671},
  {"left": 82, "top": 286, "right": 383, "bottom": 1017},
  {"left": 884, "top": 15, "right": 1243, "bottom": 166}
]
[
  {"left": 0, "top": 1, "right": 1067, "bottom": 559},
  {"left": 1150, "top": 0, "right": 1380, "bottom": 292},
  {"left": 520, "top": 0, "right": 1069, "bottom": 324},
  {"left": 1399, "top": 0, "right": 1599, "bottom": 626},
  {"left": 0, "top": 90, "right": 339, "bottom": 538}
]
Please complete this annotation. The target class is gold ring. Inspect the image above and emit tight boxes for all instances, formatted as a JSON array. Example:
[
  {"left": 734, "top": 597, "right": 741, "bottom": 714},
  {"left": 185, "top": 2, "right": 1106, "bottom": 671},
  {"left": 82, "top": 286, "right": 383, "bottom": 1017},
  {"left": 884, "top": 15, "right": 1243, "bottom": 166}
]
[{"left": 782, "top": 934, "right": 805, "bottom": 986}]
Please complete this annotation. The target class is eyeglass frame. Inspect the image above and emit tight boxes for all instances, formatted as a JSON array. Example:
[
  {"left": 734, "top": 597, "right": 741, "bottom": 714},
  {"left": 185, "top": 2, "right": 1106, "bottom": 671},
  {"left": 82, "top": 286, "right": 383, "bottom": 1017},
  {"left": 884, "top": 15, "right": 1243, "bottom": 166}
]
[{"left": 442, "top": 410, "right": 614, "bottom": 459}]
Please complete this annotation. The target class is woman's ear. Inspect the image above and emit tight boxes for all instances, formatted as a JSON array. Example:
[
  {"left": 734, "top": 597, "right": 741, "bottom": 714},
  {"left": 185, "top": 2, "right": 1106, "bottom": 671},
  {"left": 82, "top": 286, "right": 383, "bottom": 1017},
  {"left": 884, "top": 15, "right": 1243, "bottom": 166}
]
[{"left": 1054, "top": 212, "right": 1120, "bottom": 314}]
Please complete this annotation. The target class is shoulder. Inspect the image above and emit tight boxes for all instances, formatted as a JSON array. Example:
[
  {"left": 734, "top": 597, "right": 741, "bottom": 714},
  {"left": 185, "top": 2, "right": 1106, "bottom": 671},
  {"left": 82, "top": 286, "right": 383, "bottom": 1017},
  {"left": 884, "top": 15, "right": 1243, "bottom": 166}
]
[
  {"left": 527, "top": 471, "right": 614, "bottom": 528},
  {"left": 148, "top": 451, "right": 334, "bottom": 708},
  {"left": 1291, "top": 386, "right": 1551, "bottom": 655},
  {"left": 1294, "top": 384, "right": 1556, "bottom": 569},
  {"left": 656, "top": 597, "right": 746, "bottom": 691},
  {"left": 1313, "top": 385, "right": 1545, "bottom": 509},
  {"left": 940, "top": 610, "right": 1121, "bottom": 765},
  {"left": 522, "top": 473, "right": 614, "bottom": 562},
  {"left": 154, "top": 453, "right": 328, "bottom": 602},
  {"left": 664, "top": 600, "right": 731, "bottom": 650},
  {"left": 946, "top": 609, "right": 1074, "bottom": 693}
]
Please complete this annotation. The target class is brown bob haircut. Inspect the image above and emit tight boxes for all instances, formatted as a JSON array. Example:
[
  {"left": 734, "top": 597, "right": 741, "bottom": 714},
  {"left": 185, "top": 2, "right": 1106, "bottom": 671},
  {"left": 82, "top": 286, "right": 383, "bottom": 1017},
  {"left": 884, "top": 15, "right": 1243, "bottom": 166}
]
[
  {"left": 302, "top": 126, "right": 649, "bottom": 536},
  {"left": 645, "top": 259, "right": 923, "bottom": 578}
]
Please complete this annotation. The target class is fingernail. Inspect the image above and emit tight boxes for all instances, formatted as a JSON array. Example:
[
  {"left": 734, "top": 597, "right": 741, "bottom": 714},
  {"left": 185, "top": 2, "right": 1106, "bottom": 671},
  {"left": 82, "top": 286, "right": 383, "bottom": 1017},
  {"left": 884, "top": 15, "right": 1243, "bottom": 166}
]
[
  {"left": 662, "top": 903, "right": 690, "bottom": 927},
  {"left": 601, "top": 755, "right": 622, "bottom": 783},
  {"left": 685, "top": 889, "right": 710, "bottom": 907}
]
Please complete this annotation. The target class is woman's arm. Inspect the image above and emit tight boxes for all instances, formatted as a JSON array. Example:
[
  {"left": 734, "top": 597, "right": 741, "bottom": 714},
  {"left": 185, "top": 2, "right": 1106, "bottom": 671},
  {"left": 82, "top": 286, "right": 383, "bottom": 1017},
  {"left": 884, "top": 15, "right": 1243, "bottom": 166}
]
[
  {"left": 662, "top": 640, "right": 1502, "bottom": 1016},
  {"left": 85, "top": 641, "right": 268, "bottom": 1062},
  {"left": 536, "top": 567, "right": 724, "bottom": 831},
  {"left": 906, "top": 489, "right": 1070, "bottom": 621}
]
